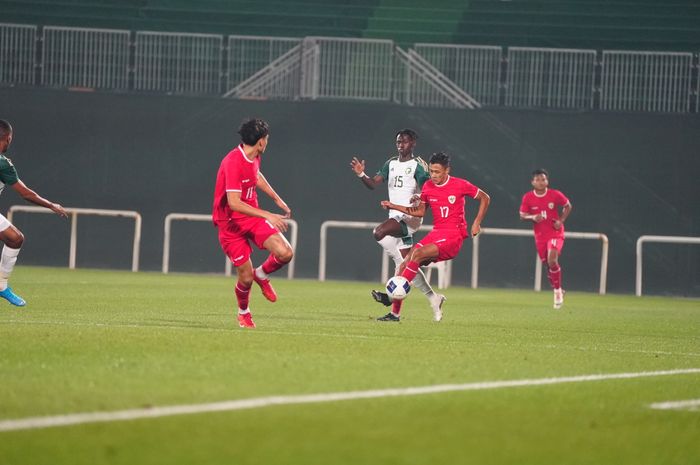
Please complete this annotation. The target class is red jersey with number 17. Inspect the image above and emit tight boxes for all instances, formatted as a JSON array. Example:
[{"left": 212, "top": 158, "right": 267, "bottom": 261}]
[
  {"left": 420, "top": 176, "right": 481, "bottom": 238},
  {"left": 212, "top": 145, "right": 260, "bottom": 225},
  {"left": 519, "top": 188, "right": 570, "bottom": 241}
]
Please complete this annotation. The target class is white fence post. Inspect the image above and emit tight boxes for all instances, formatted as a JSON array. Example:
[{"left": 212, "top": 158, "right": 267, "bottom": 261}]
[
  {"left": 7, "top": 205, "right": 141, "bottom": 271},
  {"left": 635, "top": 235, "right": 700, "bottom": 296},
  {"left": 163, "top": 213, "right": 297, "bottom": 278}
]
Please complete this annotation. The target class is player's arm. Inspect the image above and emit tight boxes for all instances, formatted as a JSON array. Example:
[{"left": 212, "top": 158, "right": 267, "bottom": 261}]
[
  {"left": 380, "top": 200, "right": 426, "bottom": 217},
  {"left": 350, "top": 156, "right": 383, "bottom": 189},
  {"left": 520, "top": 211, "right": 544, "bottom": 223},
  {"left": 257, "top": 172, "right": 291, "bottom": 218},
  {"left": 10, "top": 180, "right": 67, "bottom": 217},
  {"left": 226, "top": 191, "right": 288, "bottom": 233},
  {"left": 553, "top": 202, "right": 572, "bottom": 230},
  {"left": 471, "top": 190, "right": 491, "bottom": 237}
]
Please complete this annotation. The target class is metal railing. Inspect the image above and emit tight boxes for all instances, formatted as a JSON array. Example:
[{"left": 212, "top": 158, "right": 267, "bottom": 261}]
[
  {"left": 7, "top": 206, "right": 141, "bottom": 271},
  {"left": 134, "top": 31, "right": 223, "bottom": 95},
  {"left": 0, "top": 23, "right": 36, "bottom": 86},
  {"left": 414, "top": 43, "right": 502, "bottom": 106},
  {"left": 2, "top": 22, "right": 699, "bottom": 114},
  {"left": 162, "top": 213, "right": 298, "bottom": 279},
  {"left": 42, "top": 26, "right": 130, "bottom": 90},
  {"left": 600, "top": 51, "right": 694, "bottom": 113},
  {"left": 471, "top": 228, "right": 609, "bottom": 294},
  {"left": 506, "top": 47, "right": 596, "bottom": 110},
  {"left": 635, "top": 235, "right": 700, "bottom": 296}
]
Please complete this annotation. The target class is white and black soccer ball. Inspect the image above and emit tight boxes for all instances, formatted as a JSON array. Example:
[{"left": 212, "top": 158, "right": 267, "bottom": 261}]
[{"left": 386, "top": 275, "right": 411, "bottom": 301}]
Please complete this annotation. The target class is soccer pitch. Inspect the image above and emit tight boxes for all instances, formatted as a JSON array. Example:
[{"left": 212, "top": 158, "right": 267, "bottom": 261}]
[{"left": 0, "top": 267, "right": 698, "bottom": 465}]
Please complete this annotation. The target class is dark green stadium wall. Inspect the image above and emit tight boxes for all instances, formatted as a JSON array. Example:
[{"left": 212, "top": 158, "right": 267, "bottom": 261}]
[{"left": 1, "top": 87, "right": 698, "bottom": 295}]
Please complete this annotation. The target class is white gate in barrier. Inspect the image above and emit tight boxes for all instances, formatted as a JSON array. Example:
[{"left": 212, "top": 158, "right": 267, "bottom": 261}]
[
  {"left": 162, "top": 213, "right": 298, "bottom": 278},
  {"left": 7, "top": 205, "right": 142, "bottom": 271},
  {"left": 635, "top": 235, "right": 700, "bottom": 296},
  {"left": 318, "top": 220, "right": 450, "bottom": 288},
  {"left": 472, "top": 228, "right": 609, "bottom": 294}
]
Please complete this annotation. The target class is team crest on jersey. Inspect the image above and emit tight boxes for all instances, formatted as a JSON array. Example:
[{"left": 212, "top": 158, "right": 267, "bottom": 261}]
[
  {"left": 448, "top": 195, "right": 456, "bottom": 204},
  {"left": 548, "top": 202, "right": 554, "bottom": 209},
  {"left": 405, "top": 167, "right": 412, "bottom": 175}
]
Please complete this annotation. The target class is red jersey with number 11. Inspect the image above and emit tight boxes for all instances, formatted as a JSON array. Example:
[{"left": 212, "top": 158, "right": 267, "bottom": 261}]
[
  {"left": 519, "top": 188, "right": 570, "bottom": 241},
  {"left": 212, "top": 145, "right": 260, "bottom": 225},
  {"left": 420, "top": 176, "right": 481, "bottom": 238}
]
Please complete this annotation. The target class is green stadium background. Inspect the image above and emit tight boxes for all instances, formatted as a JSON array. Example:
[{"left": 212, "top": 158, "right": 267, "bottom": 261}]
[{"left": 1, "top": 87, "right": 697, "bottom": 296}]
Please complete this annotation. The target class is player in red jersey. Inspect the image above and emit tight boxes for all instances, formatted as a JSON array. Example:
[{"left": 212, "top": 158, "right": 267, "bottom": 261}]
[
  {"left": 375, "top": 152, "right": 490, "bottom": 322},
  {"left": 212, "top": 118, "right": 294, "bottom": 328},
  {"left": 519, "top": 168, "right": 572, "bottom": 309}
]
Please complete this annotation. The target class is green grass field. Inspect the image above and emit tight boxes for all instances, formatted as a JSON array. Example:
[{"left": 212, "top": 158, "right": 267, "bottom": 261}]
[{"left": 0, "top": 266, "right": 698, "bottom": 465}]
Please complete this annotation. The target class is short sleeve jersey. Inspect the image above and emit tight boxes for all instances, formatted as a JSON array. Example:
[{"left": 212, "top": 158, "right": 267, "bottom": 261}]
[
  {"left": 377, "top": 156, "right": 429, "bottom": 207},
  {"left": 420, "top": 176, "right": 480, "bottom": 238},
  {"left": 0, "top": 154, "right": 19, "bottom": 197},
  {"left": 212, "top": 145, "right": 260, "bottom": 225},
  {"left": 519, "top": 188, "right": 570, "bottom": 241}
]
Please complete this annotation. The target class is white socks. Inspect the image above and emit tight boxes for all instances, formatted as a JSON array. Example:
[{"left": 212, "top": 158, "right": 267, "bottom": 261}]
[
  {"left": 412, "top": 267, "right": 435, "bottom": 298},
  {"left": 254, "top": 266, "right": 268, "bottom": 280},
  {"left": 0, "top": 245, "right": 20, "bottom": 291}
]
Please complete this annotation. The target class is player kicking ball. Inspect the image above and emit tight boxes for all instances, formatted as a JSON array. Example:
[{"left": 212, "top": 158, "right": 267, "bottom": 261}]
[
  {"left": 519, "top": 169, "right": 572, "bottom": 309},
  {"left": 212, "top": 118, "right": 294, "bottom": 328},
  {"left": 375, "top": 152, "right": 490, "bottom": 322}
]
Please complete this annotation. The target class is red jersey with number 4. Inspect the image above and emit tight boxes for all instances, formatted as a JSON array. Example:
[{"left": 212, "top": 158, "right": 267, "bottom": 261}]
[
  {"left": 212, "top": 145, "right": 260, "bottom": 225},
  {"left": 420, "top": 176, "right": 480, "bottom": 238},
  {"left": 519, "top": 188, "right": 570, "bottom": 241}
]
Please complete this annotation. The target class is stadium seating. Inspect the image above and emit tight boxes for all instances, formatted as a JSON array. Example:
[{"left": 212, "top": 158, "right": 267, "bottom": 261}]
[{"left": 1, "top": 0, "right": 698, "bottom": 50}]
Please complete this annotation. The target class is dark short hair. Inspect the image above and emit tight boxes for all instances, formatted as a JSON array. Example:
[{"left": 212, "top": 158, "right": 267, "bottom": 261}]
[
  {"left": 395, "top": 128, "right": 418, "bottom": 141},
  {"left": 429, "top": 152, "right": 450, "bottom": 167},
  {"left": 0, "top": 119, "right": 12, "bottom": 139},
  {"left": 531, "top": 168, "right": 549, "bottom": 179},
  {"left": 238, "top": 118, "right": 269, "bottom": 146}
]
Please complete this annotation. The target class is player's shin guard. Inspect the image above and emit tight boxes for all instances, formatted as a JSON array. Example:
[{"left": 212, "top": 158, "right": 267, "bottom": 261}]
[
  {"left": 235, "top": 281, "right": 252, "bottom": 311},
  {"left": 0, "top": 245, "right": 20, "bottom": 291},
  {"left": 261, "top": 254, "right": 287, "bottom": 276},
  {"left": 548, "top": 265, "right": 562, "bottom": 290},
  {"left": 401, "top": 261, "right": 420, "bottom": 283},
  {"left": 391, "top": 299, "right": 403, "bottom": 316}
]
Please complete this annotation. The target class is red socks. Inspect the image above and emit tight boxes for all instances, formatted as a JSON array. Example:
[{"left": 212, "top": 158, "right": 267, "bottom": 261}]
[
  {"left": 235, "top": 281, "right": 252, "bottom": 310},
  {"left": 548, "top": 264, "right": 562, "bottom": 290},
  {"left": 261, "top": 254, "right": 286, "bottom": 275},
  {"left": 390, "top": 261, "right": 421, "bottom": 316}
]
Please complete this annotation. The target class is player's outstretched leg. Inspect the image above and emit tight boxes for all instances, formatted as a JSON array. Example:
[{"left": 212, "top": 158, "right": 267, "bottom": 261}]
[{"left": 0, "top": 244, "right": 24, "bottom": 306}]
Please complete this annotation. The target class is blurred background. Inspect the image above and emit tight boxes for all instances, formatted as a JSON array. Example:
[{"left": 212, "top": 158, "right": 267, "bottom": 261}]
[{"left": 0, "top": 0, "right": 698, "bottom": 296}]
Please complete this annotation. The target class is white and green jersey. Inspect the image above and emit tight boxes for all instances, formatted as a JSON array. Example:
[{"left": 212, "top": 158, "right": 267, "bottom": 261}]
[
  {"left": 0, "top": 154, "right": 19, "bottom": 197},
  {"left": 377, "top": 155, "right": 429, "bottom": 207}
]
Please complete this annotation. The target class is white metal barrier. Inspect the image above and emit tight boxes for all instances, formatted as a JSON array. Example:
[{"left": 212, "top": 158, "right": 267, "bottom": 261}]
[
  {"left": 318, "top": 220, "right": 450, "bottom": 288},
  {"left": 506, "top": 47, "right": 596, "bottom": 109},
  {"left": 471, "top": 228, "right": 609, "bottom": 294},
  {"left": 0, "top": 23, "right": 36, "bottom": 86},
  {"left": 134, "top": 31, "right": 222, "bottom": 95},
  {"left": 7, "top": 205, "right": 141, "bottom": 271},
  {"left": 635, "top": 235, "right": 700, "bottom": 296},
  {"left": 601, "top": 50, "right": 693, "bottom": 113},
  {"left": 162, "top": 213, "right": 298, "bottom": 279}
]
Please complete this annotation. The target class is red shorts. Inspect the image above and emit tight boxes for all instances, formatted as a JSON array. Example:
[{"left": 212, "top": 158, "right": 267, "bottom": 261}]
[
  {"left": 416, "top": 229, "right": 465, "bottom": 262},
  {"left": 217, "top": 217, "right": 278, "bottom": 267},
  {"left": 536, "top": 237, "right": 565, "bottom": 262}
]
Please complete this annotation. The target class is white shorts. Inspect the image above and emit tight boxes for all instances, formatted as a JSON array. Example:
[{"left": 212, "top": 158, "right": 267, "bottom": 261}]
[
  {"left": 0, "top": 213, "right": 11, "bottom": 232},
  {"left": 388, "top": 210, "right": 422, "bottom": 249}
]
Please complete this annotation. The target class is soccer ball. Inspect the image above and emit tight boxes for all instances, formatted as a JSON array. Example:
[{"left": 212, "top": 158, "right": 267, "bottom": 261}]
[{"left": 386, "top": 275, "right": 411, "bottom": 301}]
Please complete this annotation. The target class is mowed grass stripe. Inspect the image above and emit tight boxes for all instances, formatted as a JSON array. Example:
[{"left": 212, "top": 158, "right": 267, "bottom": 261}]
[{"left": 1, "top": 368, "right": 698, "bottom": 432}]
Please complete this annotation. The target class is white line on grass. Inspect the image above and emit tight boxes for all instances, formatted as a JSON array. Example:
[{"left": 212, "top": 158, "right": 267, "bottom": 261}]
[
  {"left": 649, "top": 399, "right": 700, "bottom": 411},
  {"left": 1, "top": 368, "right": 698, "bottom": 433}
]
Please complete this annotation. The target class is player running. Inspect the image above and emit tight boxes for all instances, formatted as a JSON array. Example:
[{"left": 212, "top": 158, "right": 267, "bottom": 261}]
[
  {"left": 212, "top": 118, "right": 294, "bottom": 328},
  {"left": 350, "top": 129, "right": 446, "bottom": 320},
  {"left": 519, "top": 168, "right": 572, "bottom": 309},
  {"left": 375, "top": 152, "right": 490, "bottom": 322},
  {"left": 0, "top": 119, "right": 67, "bottom": 307}
]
